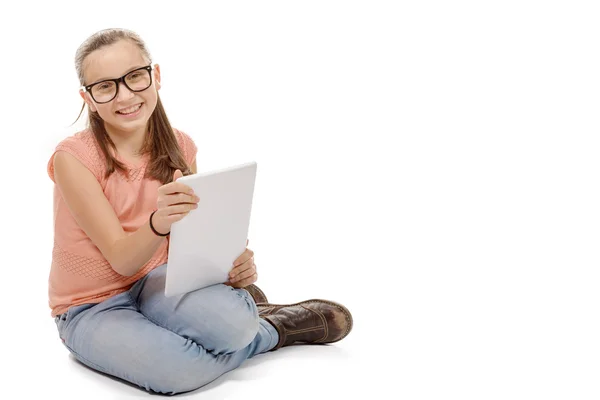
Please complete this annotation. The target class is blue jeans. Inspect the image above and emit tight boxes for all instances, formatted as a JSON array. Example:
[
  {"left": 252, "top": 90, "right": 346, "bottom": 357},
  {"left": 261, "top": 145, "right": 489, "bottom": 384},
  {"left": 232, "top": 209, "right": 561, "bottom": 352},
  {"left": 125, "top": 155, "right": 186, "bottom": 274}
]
[{"left": 54, "top": 263, "right": 279, "bottom": 395}]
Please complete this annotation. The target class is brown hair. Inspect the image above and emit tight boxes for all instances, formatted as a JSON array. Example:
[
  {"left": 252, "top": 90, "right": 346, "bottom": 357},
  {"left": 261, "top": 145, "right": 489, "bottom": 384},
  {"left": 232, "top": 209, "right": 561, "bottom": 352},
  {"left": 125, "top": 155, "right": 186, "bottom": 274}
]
[{"left": 72, "top": 28, "right": 191, "bottom": 184}]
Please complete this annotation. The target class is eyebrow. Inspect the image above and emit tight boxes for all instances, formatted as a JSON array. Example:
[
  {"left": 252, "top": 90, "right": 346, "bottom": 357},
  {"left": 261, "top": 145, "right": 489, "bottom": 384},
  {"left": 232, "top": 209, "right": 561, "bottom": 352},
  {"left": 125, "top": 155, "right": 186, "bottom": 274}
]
[{"left": 87, "top": 64, "right": 148, "bottom": 86}]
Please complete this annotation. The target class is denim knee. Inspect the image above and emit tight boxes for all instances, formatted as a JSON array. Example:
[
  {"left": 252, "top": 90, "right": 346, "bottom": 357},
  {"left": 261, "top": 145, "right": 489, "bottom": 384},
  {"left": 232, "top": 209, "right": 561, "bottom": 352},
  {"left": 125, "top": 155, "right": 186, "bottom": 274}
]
[{"left": 211, "top": 288, "right": 260, "bottom": 354}]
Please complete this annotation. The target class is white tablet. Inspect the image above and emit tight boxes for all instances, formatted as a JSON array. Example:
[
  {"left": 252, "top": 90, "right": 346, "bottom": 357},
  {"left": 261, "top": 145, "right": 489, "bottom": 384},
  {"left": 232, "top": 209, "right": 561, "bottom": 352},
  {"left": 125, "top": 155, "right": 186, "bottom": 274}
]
[{"left": 165, "top": 161, "right": 257, "bottom": 297}]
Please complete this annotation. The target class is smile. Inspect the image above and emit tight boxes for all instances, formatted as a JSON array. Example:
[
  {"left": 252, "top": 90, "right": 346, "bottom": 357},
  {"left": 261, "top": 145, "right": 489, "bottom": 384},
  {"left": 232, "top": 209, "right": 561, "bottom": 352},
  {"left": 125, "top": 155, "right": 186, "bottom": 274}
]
[{"left": 116, "top": 103, "right": 143, "bottom": 115}]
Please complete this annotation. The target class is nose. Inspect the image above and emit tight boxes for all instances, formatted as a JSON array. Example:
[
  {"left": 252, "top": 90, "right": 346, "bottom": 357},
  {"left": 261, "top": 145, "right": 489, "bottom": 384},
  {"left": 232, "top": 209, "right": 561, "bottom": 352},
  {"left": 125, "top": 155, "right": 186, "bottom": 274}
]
[{"left": 115, "top": 81, "right": 135, "bottom": 102}]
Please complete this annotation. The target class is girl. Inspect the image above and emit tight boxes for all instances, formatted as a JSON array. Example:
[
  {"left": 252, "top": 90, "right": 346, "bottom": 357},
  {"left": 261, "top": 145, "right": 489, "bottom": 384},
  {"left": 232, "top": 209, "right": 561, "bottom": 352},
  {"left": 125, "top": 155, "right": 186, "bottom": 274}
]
[{"left": 48, "top": 28, "right": 353, "bottom": 395}]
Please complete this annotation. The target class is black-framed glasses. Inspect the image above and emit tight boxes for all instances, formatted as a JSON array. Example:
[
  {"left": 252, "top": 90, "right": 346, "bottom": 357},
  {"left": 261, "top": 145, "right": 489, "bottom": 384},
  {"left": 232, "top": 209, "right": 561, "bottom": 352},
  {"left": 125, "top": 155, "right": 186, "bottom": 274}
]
[{"left": 81, "top": 64, "right": 154, "bottom": 104}]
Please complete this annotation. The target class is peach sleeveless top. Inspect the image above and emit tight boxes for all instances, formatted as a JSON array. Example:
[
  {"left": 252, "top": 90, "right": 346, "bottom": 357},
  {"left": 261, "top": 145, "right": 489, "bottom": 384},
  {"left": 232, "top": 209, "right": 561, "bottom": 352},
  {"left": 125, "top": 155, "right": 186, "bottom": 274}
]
[{"left": 46, "top": 128, "right": 197, "bottom": 317}]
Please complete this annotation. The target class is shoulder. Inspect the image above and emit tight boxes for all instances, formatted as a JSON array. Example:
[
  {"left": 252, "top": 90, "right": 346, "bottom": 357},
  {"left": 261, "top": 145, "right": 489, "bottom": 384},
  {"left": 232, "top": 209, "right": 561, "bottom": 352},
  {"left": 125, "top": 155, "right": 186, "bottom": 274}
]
[
  {"left": 48, "top": 129, "right": 104, "bottom": 183},
  {"left": 173, "top": 127, "right": 197, "bottom": 165},
  {"left": 173, "top": 127, "right": 196, "bottom": 148}
]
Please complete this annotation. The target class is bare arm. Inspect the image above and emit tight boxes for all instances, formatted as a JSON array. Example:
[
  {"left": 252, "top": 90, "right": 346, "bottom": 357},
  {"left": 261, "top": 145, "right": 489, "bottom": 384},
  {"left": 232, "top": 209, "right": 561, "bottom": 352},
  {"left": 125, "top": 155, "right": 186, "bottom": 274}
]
[{"left": 53, "top": 151, "right": 166, "bottom": 276}]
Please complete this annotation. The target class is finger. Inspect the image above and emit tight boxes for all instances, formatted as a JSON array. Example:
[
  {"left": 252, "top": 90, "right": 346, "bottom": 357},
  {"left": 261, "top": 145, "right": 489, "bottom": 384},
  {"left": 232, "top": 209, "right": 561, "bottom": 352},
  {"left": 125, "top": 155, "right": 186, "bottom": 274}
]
[
  {"left": 165, "top": 211, "right": 190, "bottom": 224},
  {"left": 233, "top": 272, "right": 258, "bottom": 288},
  {"left": 159, "top": 182, "right": 195, "bottom": 196},
  {"left": 165, "top": 192, "right": 199, "bottom": 206},
  {"left": 173, "top": 169, "right": 183, "bottom": 180},
  {"left": 152, "top": 208, "right": 192, "bottom": 228},
  {"left": 233, "top": 249, "right": 254, "bottom": 267},
  {"left": 166, "top": 203, "right": 198, "bottom": 215},
  {"left": 230, "top": 257, "right": 254, "bottom": 278},
  {"left": 246, "top": 238, "right": 249, "bottom": 246},
  {"left": 232, "top": 254, "right": 253, "bottom": 271},
  {"left": 230, "top": 263, "right": 256, "bottom": 283}
]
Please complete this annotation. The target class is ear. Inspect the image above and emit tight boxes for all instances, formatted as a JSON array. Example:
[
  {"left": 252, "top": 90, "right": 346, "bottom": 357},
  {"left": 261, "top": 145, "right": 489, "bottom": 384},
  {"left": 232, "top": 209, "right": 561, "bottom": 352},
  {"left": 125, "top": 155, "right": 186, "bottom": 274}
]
[
  {"left": 153, "top": 64, "right": 161, "bottom": 91},
  {"left": 79, "top": 90, "right": 97, "bottom": 113}
]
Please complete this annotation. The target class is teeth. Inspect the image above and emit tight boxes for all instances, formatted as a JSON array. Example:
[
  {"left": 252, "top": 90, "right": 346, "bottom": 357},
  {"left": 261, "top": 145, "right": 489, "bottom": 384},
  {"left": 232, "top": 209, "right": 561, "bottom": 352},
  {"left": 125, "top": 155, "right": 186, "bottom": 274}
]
[{"left": 118, "top": 104, "right": 142, "bottom": 114}]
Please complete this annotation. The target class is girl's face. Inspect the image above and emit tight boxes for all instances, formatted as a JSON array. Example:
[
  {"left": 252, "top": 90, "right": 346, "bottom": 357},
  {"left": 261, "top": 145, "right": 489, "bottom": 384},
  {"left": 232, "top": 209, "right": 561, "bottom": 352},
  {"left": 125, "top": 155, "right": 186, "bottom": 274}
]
[{"left": 79, "top": 39, "right": 161, "bottom": 134}]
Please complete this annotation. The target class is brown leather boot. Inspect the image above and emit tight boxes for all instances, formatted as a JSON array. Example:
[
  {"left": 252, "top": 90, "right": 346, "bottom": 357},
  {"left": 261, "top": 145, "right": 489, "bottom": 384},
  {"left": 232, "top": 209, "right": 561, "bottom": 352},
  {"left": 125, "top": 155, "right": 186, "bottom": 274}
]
[
  {"left": 258, "top": 299, "right": 353, "bottom": 351},
  {"left": 244, "top": 284, "right": 268, "bottom": 304}
]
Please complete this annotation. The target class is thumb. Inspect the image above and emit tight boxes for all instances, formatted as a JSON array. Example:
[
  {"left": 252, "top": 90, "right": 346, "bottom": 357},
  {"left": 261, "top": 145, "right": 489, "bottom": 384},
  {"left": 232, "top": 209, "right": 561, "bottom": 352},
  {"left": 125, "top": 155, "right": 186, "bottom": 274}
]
[{"left": 173, "top": 169, "right": 183, "bottom": 181}]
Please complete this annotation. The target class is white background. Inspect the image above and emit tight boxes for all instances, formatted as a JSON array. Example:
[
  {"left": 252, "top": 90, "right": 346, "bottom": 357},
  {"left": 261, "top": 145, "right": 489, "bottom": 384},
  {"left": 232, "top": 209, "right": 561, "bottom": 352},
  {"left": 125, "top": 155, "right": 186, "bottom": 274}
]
[{"left": 1, "top": 0, "right": 599, "bottom": 399}]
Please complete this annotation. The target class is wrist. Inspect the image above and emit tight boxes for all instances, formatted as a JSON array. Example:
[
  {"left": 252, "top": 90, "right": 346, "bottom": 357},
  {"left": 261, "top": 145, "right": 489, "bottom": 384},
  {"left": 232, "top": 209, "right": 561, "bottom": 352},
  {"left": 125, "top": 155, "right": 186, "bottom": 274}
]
[{"left": 149, "top": 210, "right": 170, "bottom": 237}]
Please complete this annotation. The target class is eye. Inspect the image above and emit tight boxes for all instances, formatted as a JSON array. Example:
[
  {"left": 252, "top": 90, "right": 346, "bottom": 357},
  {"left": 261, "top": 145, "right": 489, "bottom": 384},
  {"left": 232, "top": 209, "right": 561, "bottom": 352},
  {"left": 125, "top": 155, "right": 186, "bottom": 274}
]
[
  {"left": 92, "top": 82, "right": 115, "bottom": 94},
  {"left": 127, "top": 72, "right": 143, "bottom": 81}
]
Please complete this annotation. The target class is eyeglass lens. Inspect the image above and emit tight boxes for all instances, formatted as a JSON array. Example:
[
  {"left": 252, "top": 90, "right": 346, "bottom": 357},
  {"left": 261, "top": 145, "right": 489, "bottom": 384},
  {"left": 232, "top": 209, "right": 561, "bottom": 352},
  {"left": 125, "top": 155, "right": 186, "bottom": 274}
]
[{"left": 91, "top": 68, "right": 151, "bottom": 103}]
